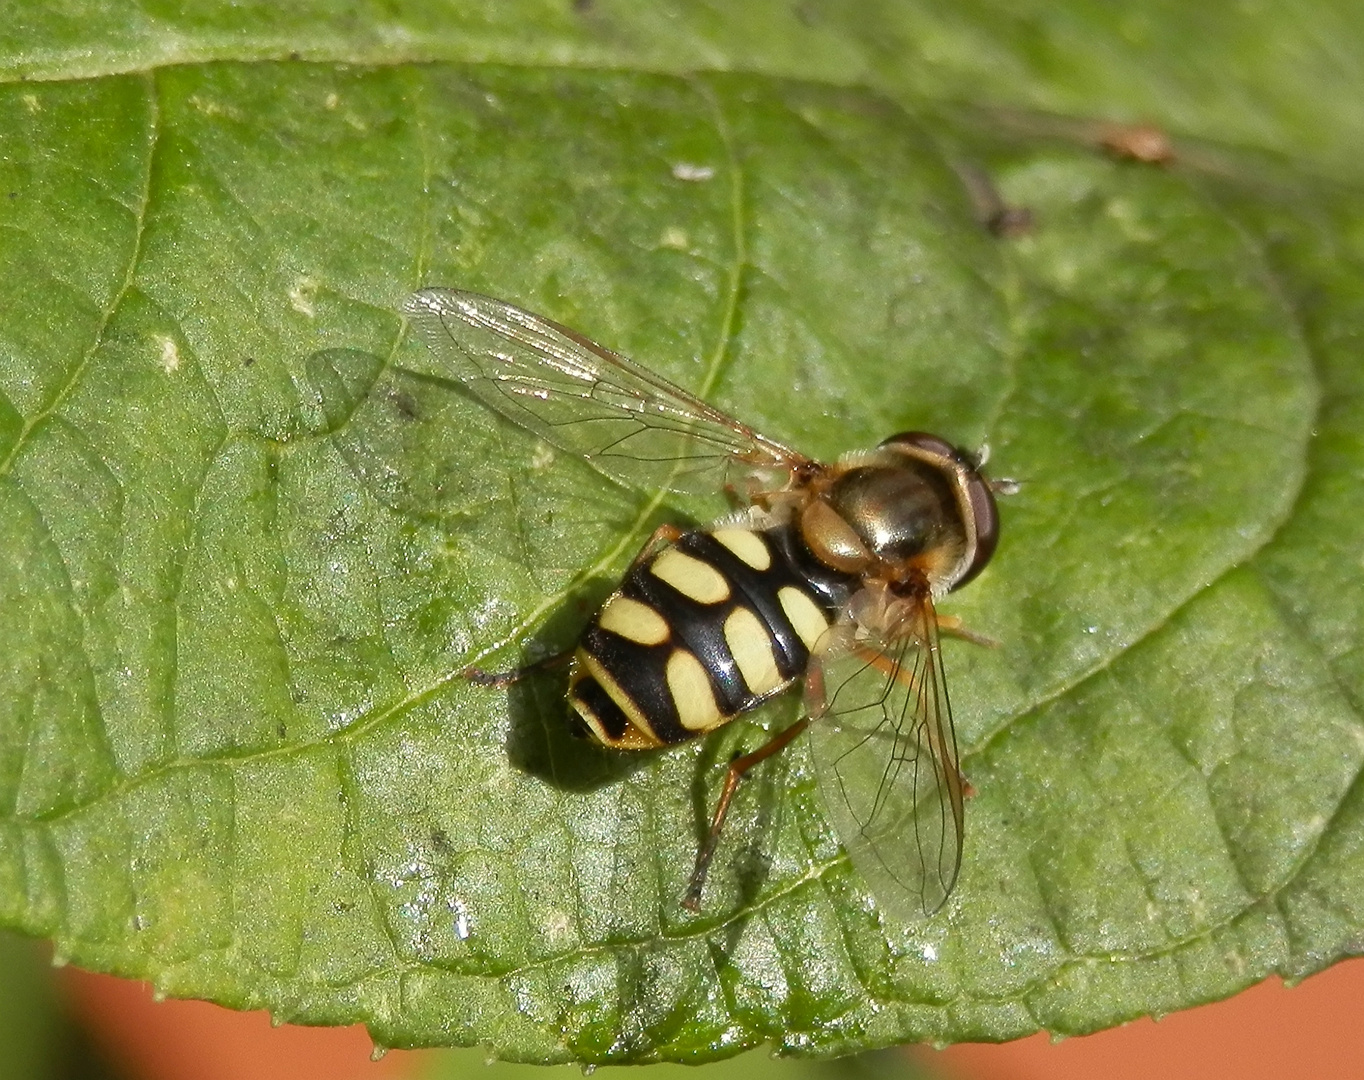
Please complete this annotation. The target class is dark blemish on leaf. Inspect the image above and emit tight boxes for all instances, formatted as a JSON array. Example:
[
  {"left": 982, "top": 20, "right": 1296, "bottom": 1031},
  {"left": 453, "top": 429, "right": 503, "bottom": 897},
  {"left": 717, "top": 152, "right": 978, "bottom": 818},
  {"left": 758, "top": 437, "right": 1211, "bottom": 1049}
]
[
  {"left": 277, "top": 721, "right": 287, "bottom": 739},
  {"left": 572, "top": 0, "right": 593, "bottom": 11},
  {"left": 386, "top": 387, "right": 420, "bottom": 420},
  {"left": 500, "top": 574, "right": 654, "bottom": 793},
  {"left": 955, "top": 162, "right": 1034, "bottom": 239},
  {"left": 243, "top": 356, "right": 256, "bottom": 367},
  {"left": 430, "top": 828, "right": 454, "bottom": 856},
  {"left": 986, "top": 205, "right": 1034, "bottom": 239}
]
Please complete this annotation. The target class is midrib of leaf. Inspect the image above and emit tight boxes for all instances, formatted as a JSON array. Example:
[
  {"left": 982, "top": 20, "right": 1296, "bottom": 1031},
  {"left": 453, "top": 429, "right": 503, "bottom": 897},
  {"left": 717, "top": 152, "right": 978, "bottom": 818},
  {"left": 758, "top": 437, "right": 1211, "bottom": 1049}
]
[{"left": 446, "top": 75, "right": 751, "bottom": 673}]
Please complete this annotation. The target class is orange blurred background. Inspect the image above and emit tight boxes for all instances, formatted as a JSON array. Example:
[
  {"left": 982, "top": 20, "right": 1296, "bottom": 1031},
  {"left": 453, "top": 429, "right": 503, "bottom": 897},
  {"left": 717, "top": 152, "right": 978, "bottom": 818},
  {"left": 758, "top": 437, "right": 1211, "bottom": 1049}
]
[{"left": 56, "top": 955, "right": 1364, "bottom": 1080}]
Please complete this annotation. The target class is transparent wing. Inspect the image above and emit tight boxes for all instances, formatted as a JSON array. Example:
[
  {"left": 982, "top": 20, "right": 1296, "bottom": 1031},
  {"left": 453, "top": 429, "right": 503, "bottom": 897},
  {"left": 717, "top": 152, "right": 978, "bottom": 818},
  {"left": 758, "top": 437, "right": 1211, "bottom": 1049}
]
[
  {"left": 808, "top": 594, "right": 966, "bottom": 920},
  {"left": 402, "top": 288, "right": 807, "bottom": 495}
]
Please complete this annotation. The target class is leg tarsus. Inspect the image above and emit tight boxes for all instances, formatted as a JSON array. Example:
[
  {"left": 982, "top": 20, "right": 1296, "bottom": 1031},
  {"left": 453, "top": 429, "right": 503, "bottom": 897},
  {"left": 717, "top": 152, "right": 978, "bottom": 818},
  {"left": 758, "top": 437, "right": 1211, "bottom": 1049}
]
[
  {"left": 934, "top": 613, "right": 999, "bottom": 648},
  {"left": 463, "top": 648, "right": 573, "bottom": 689}
]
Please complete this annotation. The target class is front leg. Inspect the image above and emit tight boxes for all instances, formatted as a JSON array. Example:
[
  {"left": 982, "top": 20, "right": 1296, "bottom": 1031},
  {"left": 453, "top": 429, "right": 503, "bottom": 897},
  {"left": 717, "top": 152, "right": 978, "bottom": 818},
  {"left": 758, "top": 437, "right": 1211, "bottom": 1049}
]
[{"left": 933, "top": 613, "right": 999, "bottom": 649}]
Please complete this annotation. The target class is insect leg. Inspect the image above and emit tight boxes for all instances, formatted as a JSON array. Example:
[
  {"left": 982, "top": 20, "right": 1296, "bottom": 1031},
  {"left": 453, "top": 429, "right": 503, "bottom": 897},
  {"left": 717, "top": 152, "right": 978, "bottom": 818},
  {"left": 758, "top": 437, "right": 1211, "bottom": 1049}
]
[
  {"left": 625, "top": 522, "right": 685, "bottom": 571},
  {"left": 682, "top": 715, "right": 811, "bottom": 912},
  {"left": 802, "top": 652, "right": 831, "bottom": 719},
  {"left": 463, "top": 649, "right": 573, "bottom": 689},
  {"left": 931, "top": 614, "right": 1000, "bottom": 649}
]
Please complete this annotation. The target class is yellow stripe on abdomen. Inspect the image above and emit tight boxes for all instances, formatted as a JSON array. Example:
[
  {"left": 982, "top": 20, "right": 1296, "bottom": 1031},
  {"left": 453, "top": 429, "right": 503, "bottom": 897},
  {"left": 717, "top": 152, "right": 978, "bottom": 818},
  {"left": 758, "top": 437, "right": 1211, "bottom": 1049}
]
[
  {"left": 723, "top": 606, "right": 783, "bottom": 696},
  {"left": 597, "top": 595, "right": 670, "bottom": 645},
  {"left": 666, "top": 648, "right": 724, "bottom": 732},
  {"left": 650, "top": 548, "right": 731, "bottom": 604},
  {"left": 575, "top": 650, "right": 666, "bottom": 748},
  {"left": 778, "top": 586, "right": 831, "bottom": 652},
  {"left": 711, "top": 528, "right": 772, "bottom": 571}
]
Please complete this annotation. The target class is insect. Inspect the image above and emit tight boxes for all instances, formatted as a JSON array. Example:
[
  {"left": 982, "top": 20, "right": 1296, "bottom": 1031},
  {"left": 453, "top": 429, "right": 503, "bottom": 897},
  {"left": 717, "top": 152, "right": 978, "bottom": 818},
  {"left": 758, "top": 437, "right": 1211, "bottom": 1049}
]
[{"left": 402, "top": 287, "right": 1007, "bottom": 920}]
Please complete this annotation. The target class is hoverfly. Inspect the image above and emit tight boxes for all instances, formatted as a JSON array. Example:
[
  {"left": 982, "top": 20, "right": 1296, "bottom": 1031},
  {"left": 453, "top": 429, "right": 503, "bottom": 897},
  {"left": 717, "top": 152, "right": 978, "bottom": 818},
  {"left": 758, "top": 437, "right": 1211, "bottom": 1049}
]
[{"left": 402, "top": 288, "right": 1006, "bottom": 920}]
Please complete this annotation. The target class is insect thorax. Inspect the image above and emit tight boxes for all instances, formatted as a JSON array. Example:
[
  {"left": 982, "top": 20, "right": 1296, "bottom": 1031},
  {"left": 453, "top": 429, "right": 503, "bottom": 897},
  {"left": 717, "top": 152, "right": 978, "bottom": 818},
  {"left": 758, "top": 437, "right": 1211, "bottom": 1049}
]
[{"left": 568, "top": 524, "right": 857, "bottom": 749}]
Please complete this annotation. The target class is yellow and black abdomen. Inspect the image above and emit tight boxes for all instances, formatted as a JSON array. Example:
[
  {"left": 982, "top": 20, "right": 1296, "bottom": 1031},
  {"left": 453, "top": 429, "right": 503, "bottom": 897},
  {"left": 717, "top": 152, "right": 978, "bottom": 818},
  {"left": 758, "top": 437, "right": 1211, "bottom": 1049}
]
[{"left": 569, "top": 525, "right": 858, "bottom": 749}]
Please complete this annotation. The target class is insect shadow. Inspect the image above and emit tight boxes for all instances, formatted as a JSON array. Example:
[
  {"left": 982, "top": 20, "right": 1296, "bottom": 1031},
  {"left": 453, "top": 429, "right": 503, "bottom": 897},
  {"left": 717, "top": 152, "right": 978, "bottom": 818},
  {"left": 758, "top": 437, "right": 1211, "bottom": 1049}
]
[
  {"left": 504, "top": 589, "right": 797, "bottom": 926},
  {"left": 497, "top": 550, "right": 793, "bottom": 928},
  {"left": 496, "top": 482, "right": 719, "bottom": 795},
  {"left": 498, "top": 572, "right": 660, "bottom": 793}
]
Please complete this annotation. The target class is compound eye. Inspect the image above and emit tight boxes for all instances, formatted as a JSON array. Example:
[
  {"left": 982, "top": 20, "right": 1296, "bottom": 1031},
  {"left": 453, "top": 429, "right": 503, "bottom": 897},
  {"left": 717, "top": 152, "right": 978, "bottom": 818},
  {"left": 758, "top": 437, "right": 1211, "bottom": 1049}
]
[
  {"left": 879, "top": 430, "right": 962, "bottom": 464},
  {"left": 954, "top": 474, "right": 999, "bottom": 589}
]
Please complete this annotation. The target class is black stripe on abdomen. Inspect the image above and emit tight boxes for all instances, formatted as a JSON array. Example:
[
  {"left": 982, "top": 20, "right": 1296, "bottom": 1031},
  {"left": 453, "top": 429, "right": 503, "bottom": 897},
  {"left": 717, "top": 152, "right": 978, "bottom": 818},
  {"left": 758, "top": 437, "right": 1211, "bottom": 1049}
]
[
  {"left": 571, "top": 674, "right": 632, "bottom": 741},
  {"left": 571, "top": 523, "right": 858, "bottom": 748},
  {"left": 620, "top": 567, "right": 748, "bottom": 716},
  {"left": 680, "top": 531, "right": 813, "bottom": 680},
  {"left": 579, "top": 624, "right": 687, "bottom": 744}
]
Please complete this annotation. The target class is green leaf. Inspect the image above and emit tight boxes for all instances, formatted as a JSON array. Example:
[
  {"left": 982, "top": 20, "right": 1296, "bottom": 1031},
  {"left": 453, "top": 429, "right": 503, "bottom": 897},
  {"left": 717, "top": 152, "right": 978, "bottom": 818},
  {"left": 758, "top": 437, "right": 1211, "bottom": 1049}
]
[{"left": 2, "top": 0, "right": 1363, "bottom": 1066}]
